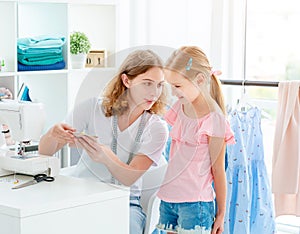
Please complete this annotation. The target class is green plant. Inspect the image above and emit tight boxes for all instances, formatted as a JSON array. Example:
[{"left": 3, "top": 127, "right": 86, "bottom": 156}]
[{"left": 70, "top": 31, "right": 91, "bottom": 55}]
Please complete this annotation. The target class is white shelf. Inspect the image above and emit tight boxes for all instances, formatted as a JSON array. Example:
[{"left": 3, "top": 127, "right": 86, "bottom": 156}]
[
  {"left": 0, "top": 72, "right": 16, "bottom": 77},
  {"left": 16, "top": 70, "right": 68, "bottom": 76},
  {"left": 4, "top": 0, "right": 117, "bottom": 4},
  {"left": 0, "top": 0, "right": 118, "bottom": 131}
]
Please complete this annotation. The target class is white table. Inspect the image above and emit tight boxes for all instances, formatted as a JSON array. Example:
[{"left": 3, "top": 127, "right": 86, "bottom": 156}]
[{"left": 0, "top": 174, "right": 129, "bottom": 234}]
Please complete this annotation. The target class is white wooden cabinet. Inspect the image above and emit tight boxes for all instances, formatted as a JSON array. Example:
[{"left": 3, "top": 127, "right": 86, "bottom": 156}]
[
  {"left": 0, "top": 0, "right": 119, "bottom": 130},
  {"left": 0, "top": 174, "right": 129, "bottom": 234}
]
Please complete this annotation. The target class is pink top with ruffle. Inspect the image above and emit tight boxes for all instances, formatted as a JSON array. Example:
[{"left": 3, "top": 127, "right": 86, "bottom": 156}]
[{"left": 157, "top": 101, "right": 235, "bottom": 202}]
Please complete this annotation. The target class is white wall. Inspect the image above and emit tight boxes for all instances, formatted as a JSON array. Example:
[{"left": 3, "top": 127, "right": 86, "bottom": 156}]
[{"left": 128, "top": 0, "right": 213, "bottom": 60}]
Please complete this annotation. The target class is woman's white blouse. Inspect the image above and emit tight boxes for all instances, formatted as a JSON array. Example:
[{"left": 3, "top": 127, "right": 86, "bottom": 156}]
[{"left": 65, "top": 97, "right": 168, "bottom": 196}]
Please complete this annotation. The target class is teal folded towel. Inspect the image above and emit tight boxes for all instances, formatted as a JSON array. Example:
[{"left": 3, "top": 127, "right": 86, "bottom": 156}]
[
  {"left": 18, "top": 47, "right": 62, "bottom": 55},
  {"left": 18, "top": 56, "right": 64, "bottom": 66},
  {"left": 17, "top": 36, "right": 66, "bottom": 53},
  {"left": 18, "top": 52, "right": 63, "bottom": 61}
]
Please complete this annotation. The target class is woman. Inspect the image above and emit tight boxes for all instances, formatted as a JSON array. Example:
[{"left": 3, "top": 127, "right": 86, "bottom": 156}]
[{"left": 39, "top": 49, "right": 169, "bottom": 234}]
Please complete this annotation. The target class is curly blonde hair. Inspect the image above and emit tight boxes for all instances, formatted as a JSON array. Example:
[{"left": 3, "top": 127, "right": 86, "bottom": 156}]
[{"left": 102, "top": 49, "right": 168, "bottom": 117}]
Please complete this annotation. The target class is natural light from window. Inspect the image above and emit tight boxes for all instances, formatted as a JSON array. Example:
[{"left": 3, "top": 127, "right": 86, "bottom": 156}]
[{"left": 246, "top": 1, "right": 300, "bottom": 232}]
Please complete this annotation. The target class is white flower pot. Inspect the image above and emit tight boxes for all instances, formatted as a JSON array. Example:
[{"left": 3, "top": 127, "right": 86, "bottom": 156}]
[{"left": 71, "top": 53, "right": 86, "bottom": 69}]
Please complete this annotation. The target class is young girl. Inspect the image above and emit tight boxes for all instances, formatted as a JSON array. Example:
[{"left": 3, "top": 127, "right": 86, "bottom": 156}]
[
  {"left": 39, "top": 49, "right": 169, "bottom": 234},
  {"left": 156, "top": 46, "right": 235, "bottom": 234}
]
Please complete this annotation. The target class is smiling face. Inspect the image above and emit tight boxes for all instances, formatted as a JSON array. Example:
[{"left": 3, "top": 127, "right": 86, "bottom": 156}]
[
  {"left": 122, "top": 67, "right": 165, "bottom": 112},
  {"left": 164, "top": 69, "right": 200, "bottom": 104}
]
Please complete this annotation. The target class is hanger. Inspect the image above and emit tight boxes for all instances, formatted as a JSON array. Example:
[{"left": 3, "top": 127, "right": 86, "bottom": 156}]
[
  {"left": 236, "top": 80, "right": 252, "bottom": 111},
  {"left": 234, "top": 80, "right": 273, "bottom": 120}
]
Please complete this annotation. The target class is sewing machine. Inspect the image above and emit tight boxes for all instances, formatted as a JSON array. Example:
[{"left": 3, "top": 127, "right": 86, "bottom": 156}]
[{"left": 0, "top": 99, "right": 60, "bottom": 177}]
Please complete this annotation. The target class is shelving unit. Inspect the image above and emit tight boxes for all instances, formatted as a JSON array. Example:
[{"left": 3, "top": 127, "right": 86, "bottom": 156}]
[{"left": 0, "top": 0, "right": 119, "bottom": 130}]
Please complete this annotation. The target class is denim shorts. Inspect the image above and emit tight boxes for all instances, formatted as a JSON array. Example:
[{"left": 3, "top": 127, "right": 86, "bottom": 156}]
[{"left": 157, "top": 200, "right": 215, "bottom": 233}]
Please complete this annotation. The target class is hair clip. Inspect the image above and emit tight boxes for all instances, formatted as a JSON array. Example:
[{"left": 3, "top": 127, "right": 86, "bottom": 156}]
[{"left": 185, "top": 58, "right": 193, "bottom": 71}]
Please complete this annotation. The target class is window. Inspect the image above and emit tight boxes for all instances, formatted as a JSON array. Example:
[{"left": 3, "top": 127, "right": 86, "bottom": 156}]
[
  {"left": 129, "top": 1, "right": 300, "bottom": 232},
  {"left": 247, "top": 1, "right": 300, "bottom": 231}
]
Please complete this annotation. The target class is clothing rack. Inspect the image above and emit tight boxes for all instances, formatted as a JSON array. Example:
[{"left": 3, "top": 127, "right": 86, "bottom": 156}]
[{"left": 220, "top": 79, "right": 279, "bottom": 87}]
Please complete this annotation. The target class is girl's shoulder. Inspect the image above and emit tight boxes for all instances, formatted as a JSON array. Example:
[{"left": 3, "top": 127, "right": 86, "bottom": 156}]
[
  {"left": 200, "top": 112, "right": 235, "bottom": 143},
  {"left": 205, "top": 111, "right": 227, "bottom": 122},
  {"left": 200, "top": 112, "right": 229, "bottom": 130}
]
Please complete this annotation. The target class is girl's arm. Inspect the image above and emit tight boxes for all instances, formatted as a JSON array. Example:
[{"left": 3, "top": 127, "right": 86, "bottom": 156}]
[{"left": 209, "top": 136, "right": 226, "bottom": 234}]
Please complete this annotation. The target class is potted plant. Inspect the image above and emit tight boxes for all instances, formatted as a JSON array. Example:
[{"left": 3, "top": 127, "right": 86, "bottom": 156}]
[{"left": 70, "top": 31, "right": 91, "bottom": 69}]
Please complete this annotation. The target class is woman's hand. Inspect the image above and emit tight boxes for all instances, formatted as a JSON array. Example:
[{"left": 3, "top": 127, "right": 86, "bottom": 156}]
[
  {"left": 49, "top": 123, "right": 76, "bottom": 145},
  {"left": 39, "top": 123, "right": 76, "bottom": 156},
  {"left": 75, "top": 135, "right": 109, "bottom": 163}
]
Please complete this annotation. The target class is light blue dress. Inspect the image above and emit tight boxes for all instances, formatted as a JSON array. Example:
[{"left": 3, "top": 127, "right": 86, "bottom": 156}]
[{"left": 224, "top": 107, "right": 276, "bottom": 234}]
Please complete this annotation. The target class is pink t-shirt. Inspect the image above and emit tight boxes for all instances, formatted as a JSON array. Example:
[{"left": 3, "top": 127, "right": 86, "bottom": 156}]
[{"left": 157, "top": 101, "right": 235, "bottom": 202}]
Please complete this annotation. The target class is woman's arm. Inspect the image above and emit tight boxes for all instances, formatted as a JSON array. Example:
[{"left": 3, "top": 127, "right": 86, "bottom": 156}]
[
  {"left": 74, "top": 113, "right": 168, "bottom": 186},
  {"left": 38, "top": 123, "right": 76, "bottom": 156},
  {"left": 209, "top": 136, "right": 226, "bottom": 234},
  {"left": 75, "top": 136, "right": 153, "bottom": 186},
  {"left": 101, "top": 147, "right": 154, "bottom": 186}
]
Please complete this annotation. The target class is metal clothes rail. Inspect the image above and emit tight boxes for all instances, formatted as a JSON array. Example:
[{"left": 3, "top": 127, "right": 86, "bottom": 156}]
[{"left": 220, "top": 79, "right": 279, "bottom": 87}]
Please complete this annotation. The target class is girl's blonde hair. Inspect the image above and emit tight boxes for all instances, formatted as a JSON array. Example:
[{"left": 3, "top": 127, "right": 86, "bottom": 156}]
[
  {"left": 102, "top": 49, "right": 167, "bottom": 117},
  {"left": 165, "top": 46, "right": 226, "bottom": 114}
]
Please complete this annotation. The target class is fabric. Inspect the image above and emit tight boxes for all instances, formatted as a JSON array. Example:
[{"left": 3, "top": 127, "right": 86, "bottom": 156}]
[
  {"left": 17, "top": 36, "right": 65, "bottom": 66},
  {"left": 18, "top": 47, "right": 63, "bottom": 55},
  {"left": 18, "top": 52, "right": 63, "bottom": 65},
  {"left": 65, "top": 98, "right": 169, "bottom": 197},
  {"left": 17, "top": 36, "right": 66, "bottom": 53},
  {"left": 157, "top": 101, "right": 235, "bottom": 203},
  {"left": 17, "top": 60, "right": 65, "bottom": 71},
  {"left": 224, "top": 107, "right": 276, "bottom": 234},
  {"left": 272, "top": 81, "right": 300, "bottom": 217}
]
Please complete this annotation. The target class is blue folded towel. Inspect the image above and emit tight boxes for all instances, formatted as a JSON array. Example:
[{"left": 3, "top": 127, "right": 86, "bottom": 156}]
[
  {"left": 18, "top": 60, "right": 66, "bottom": 71},
  {"left": 17, "top": 36, "right": 66, "bottom": 54}
]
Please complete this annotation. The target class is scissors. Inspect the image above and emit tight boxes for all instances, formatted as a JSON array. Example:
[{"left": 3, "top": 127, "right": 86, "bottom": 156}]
[{"left": 12, "top": 174, "right": 55, "bottom": 190}]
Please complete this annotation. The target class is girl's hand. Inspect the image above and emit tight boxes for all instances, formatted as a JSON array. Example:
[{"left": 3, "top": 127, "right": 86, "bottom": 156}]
[
  {"left": 49, "top": 123, "right": 76, "bottom": 144},
  {"left": 211, "top": 215, "right": 224, "bottom": 234}
]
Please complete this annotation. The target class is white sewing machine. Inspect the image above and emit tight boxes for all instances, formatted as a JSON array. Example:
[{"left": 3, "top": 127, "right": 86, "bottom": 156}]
[{"left": 0, "top": 99, "right": 60, "bottom": 177}]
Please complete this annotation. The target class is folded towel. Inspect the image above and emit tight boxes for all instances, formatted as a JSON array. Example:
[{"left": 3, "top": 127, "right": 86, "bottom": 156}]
[
  {"left": 18, "top": 53, "right": 64, "bottom": 65},
  {"left": 17, "top": 35, "right": 66, "bottom": 48},
  {"left": 18, "top": 60, "right": 66, "bottom": 71},
  {"left": 17, "top": 36, "right": 66, "bottom": 53},
  {"left": 17, "top": 47, "right": 63, "bottom": 55},
  {"left": 18, "top": 49, "right": 62, "bottom": 57}
]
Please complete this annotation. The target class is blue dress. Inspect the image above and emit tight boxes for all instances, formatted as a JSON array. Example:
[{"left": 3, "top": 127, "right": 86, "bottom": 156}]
[{"left": 224, "top": 107, "right": 276, "bottom": 234}]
